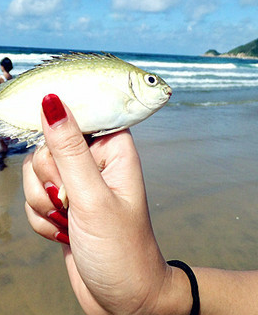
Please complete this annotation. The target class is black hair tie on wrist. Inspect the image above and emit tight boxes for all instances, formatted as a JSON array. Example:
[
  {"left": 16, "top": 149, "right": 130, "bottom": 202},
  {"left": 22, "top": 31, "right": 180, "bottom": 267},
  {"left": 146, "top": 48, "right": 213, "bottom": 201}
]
[{"left": 167, "top": 260, "right": 200, "bottom": 315}]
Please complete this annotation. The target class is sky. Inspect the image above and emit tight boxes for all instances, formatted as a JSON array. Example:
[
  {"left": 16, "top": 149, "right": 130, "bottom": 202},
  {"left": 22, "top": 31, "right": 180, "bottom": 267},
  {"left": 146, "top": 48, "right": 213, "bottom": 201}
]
[{"left": 0, "top": 0, "right": 258, "bottom": 55}]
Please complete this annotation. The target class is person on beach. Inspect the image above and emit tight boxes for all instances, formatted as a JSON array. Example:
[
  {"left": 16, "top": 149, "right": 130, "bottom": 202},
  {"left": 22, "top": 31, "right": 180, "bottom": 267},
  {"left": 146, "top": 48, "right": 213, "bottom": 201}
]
[
  {"left": 23, "top": 94, "right": 258, "bottom": 315},
  {"left": 0, "top": 57, "right": 13, "bottom": 83},
  {"left": 0, "top": 57, "right": 14, "bottom": 157}
]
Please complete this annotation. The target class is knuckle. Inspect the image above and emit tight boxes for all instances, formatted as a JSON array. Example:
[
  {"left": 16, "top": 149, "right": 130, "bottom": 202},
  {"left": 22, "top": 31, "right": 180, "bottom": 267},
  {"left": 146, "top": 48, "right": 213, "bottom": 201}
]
[
  {"left": 23, "top": 152, "right": 33, "bottom": 166},
  {"left": 32, "top": 146, "right": 52, "bottom": 174},
  {"left": 25, "top": 202, "right": 54, "bottom": 238},
  {"left": 54, "top": 132, "right": 89, "bottom": 158},
  {"left": 31, "top": 219, "right": 46, "bottom": 235},
  {"left": 25, "top": 186, "right": 51, "bottom": 215},
  {"left": 25, "top": 202, "right": 43, "bottom": 234}
]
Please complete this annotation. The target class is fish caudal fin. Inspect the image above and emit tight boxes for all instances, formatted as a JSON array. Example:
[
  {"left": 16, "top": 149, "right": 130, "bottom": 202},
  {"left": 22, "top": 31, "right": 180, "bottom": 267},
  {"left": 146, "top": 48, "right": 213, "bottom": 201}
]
[{"left": 0, "top": 120, "right": 44, "bottom": 147}]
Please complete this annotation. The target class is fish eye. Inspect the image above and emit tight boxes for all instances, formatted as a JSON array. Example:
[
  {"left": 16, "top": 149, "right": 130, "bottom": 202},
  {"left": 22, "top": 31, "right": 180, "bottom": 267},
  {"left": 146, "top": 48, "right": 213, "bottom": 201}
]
[{"left": 144, "top": 74, "right": 158, "bottom": 86}]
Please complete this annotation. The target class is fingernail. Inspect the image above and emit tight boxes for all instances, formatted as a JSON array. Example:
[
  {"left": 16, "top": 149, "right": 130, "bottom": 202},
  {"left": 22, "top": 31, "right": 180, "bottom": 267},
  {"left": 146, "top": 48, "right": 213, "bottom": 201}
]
[
  {"left": 47, "top": 210, "right": 68, "bottom": 228},
  {"left": 55, "top": 231, "right": 70, "bottom": 245},
  {"left": 42, "top": 94, "right": 67, "bottom": 127},
  {"left": 45, "top": 182, "right": 63, "bottom": 210}
]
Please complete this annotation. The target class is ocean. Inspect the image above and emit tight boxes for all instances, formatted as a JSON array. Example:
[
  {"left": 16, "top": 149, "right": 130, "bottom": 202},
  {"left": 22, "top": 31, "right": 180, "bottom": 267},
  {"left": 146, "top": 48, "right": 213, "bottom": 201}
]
[{"left": 1, "top": 46, "right": 258, "bottom": 315}]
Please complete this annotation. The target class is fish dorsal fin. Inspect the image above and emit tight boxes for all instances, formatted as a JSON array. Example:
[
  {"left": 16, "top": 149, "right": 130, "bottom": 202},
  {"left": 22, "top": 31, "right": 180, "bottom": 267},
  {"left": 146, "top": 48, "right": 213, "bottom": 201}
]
[
  {"left": 0, "top": 52, "right": 123, "bottom": 92},
  {"left": 38, "top": 51, "right": 121, "bottom": 68}
]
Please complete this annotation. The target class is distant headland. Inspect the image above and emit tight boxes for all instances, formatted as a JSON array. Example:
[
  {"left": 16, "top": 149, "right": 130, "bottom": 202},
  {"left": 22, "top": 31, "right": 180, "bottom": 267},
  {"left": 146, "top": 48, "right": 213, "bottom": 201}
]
[{"left": 203, "top": 38, "right": 258, "bottom": 59}]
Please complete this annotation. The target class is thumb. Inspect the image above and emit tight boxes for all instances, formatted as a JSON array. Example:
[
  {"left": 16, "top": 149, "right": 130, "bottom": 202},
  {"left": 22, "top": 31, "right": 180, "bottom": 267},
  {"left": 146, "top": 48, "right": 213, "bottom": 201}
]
[{"left": 41, "top": 94, "right": 106, "bottom": 208}]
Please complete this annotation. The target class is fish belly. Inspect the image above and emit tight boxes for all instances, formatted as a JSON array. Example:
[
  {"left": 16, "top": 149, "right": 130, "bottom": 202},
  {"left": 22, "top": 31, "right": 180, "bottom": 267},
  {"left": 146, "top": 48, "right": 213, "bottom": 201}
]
[{"left": 0, "top": 76, "right": 132, "bottom": 134}]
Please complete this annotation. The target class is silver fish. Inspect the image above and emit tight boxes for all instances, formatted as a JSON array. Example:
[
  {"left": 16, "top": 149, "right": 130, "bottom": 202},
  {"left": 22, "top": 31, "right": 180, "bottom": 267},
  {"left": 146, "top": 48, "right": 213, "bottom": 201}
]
[{"left": 0, "top": 52, "right": 172, "bottom": 146}]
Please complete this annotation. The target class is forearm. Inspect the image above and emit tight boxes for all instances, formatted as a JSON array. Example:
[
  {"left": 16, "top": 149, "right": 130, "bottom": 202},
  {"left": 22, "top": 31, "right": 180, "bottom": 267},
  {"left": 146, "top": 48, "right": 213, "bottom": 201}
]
[
  {"left": 156, "top": 266, "right": 258, "bottom": 315},
  {"left": 194, "top": 268, "right": 258, "bottom": 315}
]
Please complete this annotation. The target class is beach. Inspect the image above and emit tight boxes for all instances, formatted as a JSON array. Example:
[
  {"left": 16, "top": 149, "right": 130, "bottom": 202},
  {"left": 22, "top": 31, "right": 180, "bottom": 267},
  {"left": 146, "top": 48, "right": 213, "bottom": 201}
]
[
  {"left": 1, "top": 103, "right": 258, "bottom": 314},
  {"left": 1, "top": 46, "right": 258, "bottom": 314}
]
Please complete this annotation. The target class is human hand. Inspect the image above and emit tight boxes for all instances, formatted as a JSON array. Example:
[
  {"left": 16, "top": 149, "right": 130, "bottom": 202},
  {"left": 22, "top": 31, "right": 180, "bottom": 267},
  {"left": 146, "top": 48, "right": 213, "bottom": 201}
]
[{"left": 23, "top": 94, "right": 183, "bottom": 315}]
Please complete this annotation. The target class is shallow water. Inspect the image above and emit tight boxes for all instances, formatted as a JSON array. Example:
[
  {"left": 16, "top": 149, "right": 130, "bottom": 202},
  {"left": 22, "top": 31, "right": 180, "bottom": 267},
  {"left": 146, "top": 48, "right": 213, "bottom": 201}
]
[
  {"left": 1, "top": 101, "right": 258, "bottom": 314},
  {"left": 133, "top": 102, "right": 258, "bottom": 270}
]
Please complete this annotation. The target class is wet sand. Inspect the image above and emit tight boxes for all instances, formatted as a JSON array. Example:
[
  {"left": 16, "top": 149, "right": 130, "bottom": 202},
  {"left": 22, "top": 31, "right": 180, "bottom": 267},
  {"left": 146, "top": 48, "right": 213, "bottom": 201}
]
[
  {"left": 137, "top": 140, "right": 258, "bottom": 270},
  {"left": 1, "top": 102, "right": 258, "bottom": 314},
  {"left": 0, "top": 154, "right": 85, "bottom": 315},
  {"left": 133, "top": 103, "right": 258, "bottom": 270}
]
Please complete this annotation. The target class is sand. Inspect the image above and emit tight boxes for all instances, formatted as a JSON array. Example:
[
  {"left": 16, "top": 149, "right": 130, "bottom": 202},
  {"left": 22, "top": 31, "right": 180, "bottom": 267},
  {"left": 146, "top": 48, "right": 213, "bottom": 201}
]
[{"left": 0, "top": 154, "right": 85, "bottom": 315}]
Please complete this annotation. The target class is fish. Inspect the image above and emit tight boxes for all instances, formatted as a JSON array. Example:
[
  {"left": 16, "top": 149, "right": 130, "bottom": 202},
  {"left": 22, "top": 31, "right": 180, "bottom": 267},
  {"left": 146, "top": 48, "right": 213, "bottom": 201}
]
[{"left": 0, "top": 52, "right": 172, "bottom": 147}]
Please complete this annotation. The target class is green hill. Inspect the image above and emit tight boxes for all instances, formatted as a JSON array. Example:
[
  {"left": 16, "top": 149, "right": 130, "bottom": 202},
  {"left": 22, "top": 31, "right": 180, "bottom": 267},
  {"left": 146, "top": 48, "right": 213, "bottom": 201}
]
[
  {"left": 204, "top": 49, "right": 220, "bottom": 56},
  {"left": 204, "top": 38, "right": 258, "bottom": 59},
  {"left": 227, "top": 38, "right": 258, "bottom": 58}
]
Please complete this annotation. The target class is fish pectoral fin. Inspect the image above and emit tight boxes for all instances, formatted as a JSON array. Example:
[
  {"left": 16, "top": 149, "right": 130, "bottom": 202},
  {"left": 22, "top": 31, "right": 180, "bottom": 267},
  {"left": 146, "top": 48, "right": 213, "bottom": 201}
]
[{"left": 92, "top": 126, "right": 127, "bottom": 137}]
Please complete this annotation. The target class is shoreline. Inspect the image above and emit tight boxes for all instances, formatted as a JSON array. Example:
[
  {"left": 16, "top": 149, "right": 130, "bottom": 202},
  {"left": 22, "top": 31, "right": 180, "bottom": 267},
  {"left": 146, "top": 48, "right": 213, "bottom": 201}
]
[{"left": 202, "top": 53, "right": 258, "bottom": 60}]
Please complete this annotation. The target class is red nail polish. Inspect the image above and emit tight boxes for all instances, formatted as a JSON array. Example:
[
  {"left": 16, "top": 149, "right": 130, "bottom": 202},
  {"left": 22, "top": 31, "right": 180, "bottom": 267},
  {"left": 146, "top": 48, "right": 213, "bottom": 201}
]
[
  {"left": 48, "top": 210, "right": 68, "bottom": 228},
  {"left": 45, "top": 182, "right": 64, "bottom": 210},
  {"left": 42, "top": 94, "right": 67, "bottom": 127},
  {"left": 55, "top": 231, "right": 70, "bottom": 245}
]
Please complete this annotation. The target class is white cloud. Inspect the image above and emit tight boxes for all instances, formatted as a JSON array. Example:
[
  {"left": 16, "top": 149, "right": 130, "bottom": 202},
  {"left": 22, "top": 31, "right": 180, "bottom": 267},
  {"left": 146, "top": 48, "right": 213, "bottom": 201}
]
[
  {"left": 112, "top": 0, "right": 180, "bottom": 12},
  {"left": 239, "top": 0, "right": 258, "bottom": 5},
  {"left": 71, "top": 16, "right": 91, "bottom": 31},
  {"left": 16, "top": 22, "right": 34, "bottom": 30},
  {"left": 185, "top": 0, "right": 219, "bottom": 31},
  {"left": 137, "top": 23, "right": 150, "bottom": 32},
  {"left": 185, "top": 1, "right": 218, "bottom": 22},
  {"left": 78, "top": 17, "right": 90, "bottom": 27},
  {"left": 110, "top": 12, "right": 126, "bottom": 20},
  {"left": 8, "top": 0, "right": 62, "bottom": 17},
  {"left": 5, "top": 0, "right": 65, "bottom": 34},
  {"left": 191, "top": 4, "right": 217, "bottom": 21},
  {"left": 51, "top": 18, "right": 63, "bottom": 32}
]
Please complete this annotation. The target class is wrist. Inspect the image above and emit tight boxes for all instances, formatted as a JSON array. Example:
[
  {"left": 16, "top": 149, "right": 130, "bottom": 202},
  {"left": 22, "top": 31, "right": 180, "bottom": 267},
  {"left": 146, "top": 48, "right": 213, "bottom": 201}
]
[{"left": 150, "top": 263, "right": 194, "bottom": 315}]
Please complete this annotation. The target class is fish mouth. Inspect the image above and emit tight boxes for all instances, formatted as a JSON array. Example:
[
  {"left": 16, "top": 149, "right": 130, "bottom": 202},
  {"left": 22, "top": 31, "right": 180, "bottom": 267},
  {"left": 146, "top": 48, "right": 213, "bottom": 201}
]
[
  {"left": 140, "top": 86, "right": 172, "bottom": 110},
  {"left": 157, "top": 86, "right": 173, "bottom": 105},
  {"left": 165, "top": 86, "right": 172, "bottom": 97}
]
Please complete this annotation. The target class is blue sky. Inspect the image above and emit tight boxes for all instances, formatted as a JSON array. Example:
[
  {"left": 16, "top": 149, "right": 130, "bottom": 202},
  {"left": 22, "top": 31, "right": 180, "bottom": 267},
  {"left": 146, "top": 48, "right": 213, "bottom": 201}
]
[{"left": 0, "top": 0, "right": 258, "bottom": 55}]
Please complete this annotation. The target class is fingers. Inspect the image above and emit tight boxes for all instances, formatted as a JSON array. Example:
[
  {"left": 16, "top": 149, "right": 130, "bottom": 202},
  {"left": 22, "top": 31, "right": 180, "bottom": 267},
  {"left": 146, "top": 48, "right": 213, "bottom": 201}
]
[
  {"left": 41, "top": 94, "right": 108, "bottom": 209},
  {"left": 89, "top": 130, "right": 145, "bottom": 202},
  {"left": 25, "top": 201, "right": 59, "bottom": 242},
  {"left": 23, "top": 153, "right": 55, "bottom": 215},
  {"left": 26, "top": 201, "right": 69, "bottom": 244},
  {"left": 33, "top": 144, "right": 63, "bottom": 187},
  {"left": 33, "top": 145, "right": 65, "bottom": 209},
  {"left": 23, "top": 152, "right": 69, "bottom": 244},
  {"left": 23, "top": 149, "right": 64, "bottom": 213}
]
